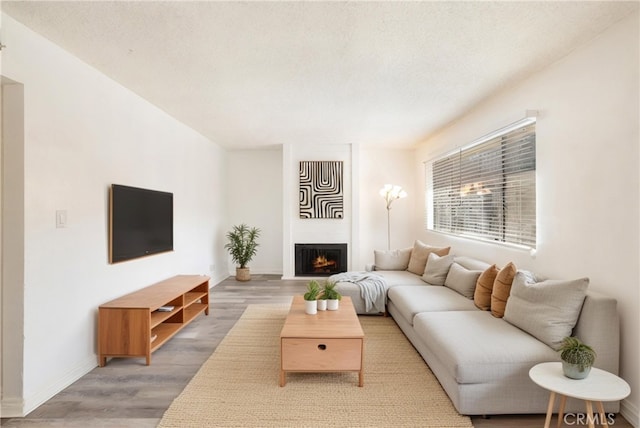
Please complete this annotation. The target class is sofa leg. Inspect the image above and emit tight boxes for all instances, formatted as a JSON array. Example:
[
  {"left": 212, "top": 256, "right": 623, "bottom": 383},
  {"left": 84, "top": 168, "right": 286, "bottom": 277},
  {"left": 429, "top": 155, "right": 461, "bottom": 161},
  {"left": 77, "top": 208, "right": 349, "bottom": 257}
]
[{"left": 481, "top": 415, "right": 490, "bottom": 419}]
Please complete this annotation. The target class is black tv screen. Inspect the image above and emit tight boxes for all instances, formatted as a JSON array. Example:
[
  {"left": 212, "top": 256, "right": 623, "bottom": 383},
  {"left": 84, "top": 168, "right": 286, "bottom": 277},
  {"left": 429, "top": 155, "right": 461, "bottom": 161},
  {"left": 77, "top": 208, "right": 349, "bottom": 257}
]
[{"left": 109, "top": 184, "right": 173, "bottom": 263}]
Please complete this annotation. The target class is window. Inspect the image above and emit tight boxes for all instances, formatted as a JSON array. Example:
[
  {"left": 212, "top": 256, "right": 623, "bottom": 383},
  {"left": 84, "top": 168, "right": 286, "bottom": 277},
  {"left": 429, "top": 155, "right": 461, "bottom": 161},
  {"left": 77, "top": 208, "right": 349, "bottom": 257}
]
[{"left": 426, "top": 119, "right": 536, "bottom": 248}]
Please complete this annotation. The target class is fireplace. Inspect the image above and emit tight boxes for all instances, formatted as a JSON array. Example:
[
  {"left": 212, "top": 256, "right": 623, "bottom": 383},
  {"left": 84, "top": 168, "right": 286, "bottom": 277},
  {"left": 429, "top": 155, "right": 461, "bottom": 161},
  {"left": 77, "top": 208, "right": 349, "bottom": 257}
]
[{"left": 295, "top": 243, "right": 347, "bottom": 276}]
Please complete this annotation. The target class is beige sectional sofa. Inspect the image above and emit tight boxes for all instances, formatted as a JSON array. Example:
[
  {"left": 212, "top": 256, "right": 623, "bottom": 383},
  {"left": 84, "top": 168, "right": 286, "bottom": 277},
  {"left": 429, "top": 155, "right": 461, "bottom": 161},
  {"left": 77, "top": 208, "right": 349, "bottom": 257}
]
[{"left": 332, "top": 242, "right": 620, "bottom": 416}]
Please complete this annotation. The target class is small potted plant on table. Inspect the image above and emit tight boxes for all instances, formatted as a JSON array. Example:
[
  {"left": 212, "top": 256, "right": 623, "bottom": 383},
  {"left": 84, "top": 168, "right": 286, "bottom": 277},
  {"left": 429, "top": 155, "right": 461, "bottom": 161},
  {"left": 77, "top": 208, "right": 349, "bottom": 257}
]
[
  {"left": 559, "top": 336, "right": 596, "bottom": 379},
  {"left": 304, "top": 280, "right": 321, "bottom": 315},
  {"left": 322, "top": 280, "right": 342, "bottom": 310},
  {"left": 317, "top": 287, "right": 328, "bottom": 311}
]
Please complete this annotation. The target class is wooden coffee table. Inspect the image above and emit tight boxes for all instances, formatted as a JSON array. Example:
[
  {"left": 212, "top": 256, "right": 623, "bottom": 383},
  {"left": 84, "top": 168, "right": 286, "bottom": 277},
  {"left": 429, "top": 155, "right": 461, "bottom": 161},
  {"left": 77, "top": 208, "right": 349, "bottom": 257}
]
[{"left": 280, "top": 295, "right": 365, "bottom": 387}]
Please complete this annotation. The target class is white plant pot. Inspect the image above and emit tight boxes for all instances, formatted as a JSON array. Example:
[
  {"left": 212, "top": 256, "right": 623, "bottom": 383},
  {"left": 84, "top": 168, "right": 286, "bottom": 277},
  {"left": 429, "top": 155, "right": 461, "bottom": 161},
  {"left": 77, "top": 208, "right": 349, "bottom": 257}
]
[
  {"left": 317, "top": 299, "right": 327, "bottom": 311},
  {"left": 304, "top": 299, "right": 317, "bottom": 315},
  {"left": 327, "top": 299, "right": 339, "bottom": 311}
]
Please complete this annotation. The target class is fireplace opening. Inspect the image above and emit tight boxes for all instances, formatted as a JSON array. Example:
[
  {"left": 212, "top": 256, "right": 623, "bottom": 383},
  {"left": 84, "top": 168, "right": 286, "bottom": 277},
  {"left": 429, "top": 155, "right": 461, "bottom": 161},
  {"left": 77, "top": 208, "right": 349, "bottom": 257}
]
[{"left": 295, "top": 243, "right": 347, "bottom": 277}]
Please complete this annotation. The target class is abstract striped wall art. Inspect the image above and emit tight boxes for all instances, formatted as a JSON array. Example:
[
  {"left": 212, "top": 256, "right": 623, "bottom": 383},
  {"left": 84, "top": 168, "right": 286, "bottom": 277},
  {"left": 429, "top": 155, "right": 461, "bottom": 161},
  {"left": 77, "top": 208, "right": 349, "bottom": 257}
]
[{"left": 299, "top": 161, "right": 343, "bottom": 219}]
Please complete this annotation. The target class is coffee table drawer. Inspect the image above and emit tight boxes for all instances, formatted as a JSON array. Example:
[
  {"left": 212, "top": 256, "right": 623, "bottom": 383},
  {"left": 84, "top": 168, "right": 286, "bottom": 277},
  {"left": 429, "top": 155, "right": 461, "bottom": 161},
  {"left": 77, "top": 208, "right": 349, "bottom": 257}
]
[{"left": 281, "top": 338, "right": 362, "bottom": 371}]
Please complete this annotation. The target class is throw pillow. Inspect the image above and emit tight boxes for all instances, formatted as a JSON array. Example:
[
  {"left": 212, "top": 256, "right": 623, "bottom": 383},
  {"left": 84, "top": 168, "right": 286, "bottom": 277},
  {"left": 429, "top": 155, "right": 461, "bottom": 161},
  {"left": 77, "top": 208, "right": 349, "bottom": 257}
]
[
  {"left": 474, "top": 264, "right": 499, "bottom": 310},
  {"left": 444, "top": 262, "right": 483, "bottom": 299},
  {"left": 374, "top": 248, "right": 412, "bottom": 270},
  {"left": 421, "top": 253, "right": 455, "bottom": 285},
  {"left": 406, "top": 240, "right": 451, "bottom": 276},
  {"left": 490, "top": 262, "right": 517, "bottom": 318},
  {"left": 504, "top": 271, "right": 589, "bottom": 350}
]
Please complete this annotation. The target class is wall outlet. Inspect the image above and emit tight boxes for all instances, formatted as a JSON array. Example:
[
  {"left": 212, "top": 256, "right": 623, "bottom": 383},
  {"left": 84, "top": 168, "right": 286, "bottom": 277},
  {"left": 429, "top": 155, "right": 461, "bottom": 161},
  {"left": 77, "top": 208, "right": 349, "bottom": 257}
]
[
  {"left": 56, "top": 210, "right": 67, "bottom": 228},
  {"left": 209, "top": 264, "right": 215, "bottom": 272}
]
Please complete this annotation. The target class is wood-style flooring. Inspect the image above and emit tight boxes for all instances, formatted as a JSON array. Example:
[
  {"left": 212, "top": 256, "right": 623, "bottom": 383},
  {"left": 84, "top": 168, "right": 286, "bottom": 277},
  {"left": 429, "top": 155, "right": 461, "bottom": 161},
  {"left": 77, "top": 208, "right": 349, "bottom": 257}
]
[{"left": 1, "top": 275, "right": 633, "bottom": 427}]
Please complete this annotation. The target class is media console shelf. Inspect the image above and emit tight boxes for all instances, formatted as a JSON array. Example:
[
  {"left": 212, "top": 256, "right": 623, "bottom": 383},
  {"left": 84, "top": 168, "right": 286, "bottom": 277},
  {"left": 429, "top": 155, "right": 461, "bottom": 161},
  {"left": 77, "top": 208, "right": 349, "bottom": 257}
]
[{"left": 98, "top": 275, "right": 210, "bottom": 366}]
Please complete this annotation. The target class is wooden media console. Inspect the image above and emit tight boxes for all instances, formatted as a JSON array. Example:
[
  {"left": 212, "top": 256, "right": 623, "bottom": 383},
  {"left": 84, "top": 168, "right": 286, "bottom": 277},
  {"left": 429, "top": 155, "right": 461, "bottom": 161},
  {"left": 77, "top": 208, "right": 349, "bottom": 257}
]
[{"left": 98, "top": 275, "right": 210, "bottom": 366}]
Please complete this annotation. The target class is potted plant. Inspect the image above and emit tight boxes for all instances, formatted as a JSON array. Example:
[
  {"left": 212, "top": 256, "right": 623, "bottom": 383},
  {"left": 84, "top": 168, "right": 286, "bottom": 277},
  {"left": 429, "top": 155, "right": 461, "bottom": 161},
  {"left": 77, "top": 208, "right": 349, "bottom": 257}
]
[
  {"left": 322, "top": 280, "right": 341, "bottom": 310},
  {"left": 304, "top": 280, "right": 321, "bottom": 315},
  {"left": 224, "top": 224, "right": 261, "bottom": 281},
  {"left": 559, "top": 336, "right": 596, "bottom": 379},
  {"left": 317, "top": 289, "right": 328, "bottom": 311}
]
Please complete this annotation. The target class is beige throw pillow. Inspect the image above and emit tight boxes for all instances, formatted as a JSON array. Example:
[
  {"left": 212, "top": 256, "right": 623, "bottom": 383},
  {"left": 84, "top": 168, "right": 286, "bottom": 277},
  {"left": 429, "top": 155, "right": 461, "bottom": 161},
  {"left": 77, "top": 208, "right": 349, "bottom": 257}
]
[
  {"left": 444, "top": 262, "right": 482, "bottom": 299},
  {"left": 490, "top": 262, "right": 517, "bottom": 318},
  {"left": 504, "top": 271, "right": 589, "bottom": 350},
  {"left": 421, "top": 253, "right": 455, "bottom": 285},
  {"left": 406, "top": 240, "right": 451, "bottom": 276},
  {"left": 474, "top": 264, "right": 499, "bottom": 310},
  {"left": 374, "top": 248, "right": 412, "bottom": 270}
]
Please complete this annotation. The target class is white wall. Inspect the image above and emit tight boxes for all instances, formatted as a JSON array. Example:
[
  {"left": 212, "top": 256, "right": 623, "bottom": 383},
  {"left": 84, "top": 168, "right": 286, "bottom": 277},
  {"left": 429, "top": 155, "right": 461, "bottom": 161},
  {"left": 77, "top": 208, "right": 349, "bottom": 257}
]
[
  {"left": 1, "top": 14, "right": 228, "bottom": 416},
  {"left": 227, "top": 145, "right": 418, "bottom": 276},
  {"left": 1, "top": 80, "right": 25, "bottom": 414},
  {"left": 282, "top": 144, "right": 355, "bottom": 278},
  {"left": 414, "top": 12, "right": 639, "bottom": 425},
  {"left": 225, "top": 148, "right": 283, "bottom": 275},
  {"left": 357, "top": 147, "right": 415, "bottom": 267}
]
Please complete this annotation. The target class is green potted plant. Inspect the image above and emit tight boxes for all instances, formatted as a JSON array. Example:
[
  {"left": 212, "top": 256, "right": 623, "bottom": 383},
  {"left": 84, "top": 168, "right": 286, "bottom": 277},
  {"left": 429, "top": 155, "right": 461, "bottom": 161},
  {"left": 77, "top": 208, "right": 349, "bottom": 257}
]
[
  {"left": 559, "top": 336, "right": 596, "bottom": 379},
  {"left": 304, "top": 280, "right": 321, "bottom": 315},
  {"left": 322, "top": 280, "right": 342, "bottom": 311},
  {"left": 224, "top": 224, "right": 261, "bottom": 281}
]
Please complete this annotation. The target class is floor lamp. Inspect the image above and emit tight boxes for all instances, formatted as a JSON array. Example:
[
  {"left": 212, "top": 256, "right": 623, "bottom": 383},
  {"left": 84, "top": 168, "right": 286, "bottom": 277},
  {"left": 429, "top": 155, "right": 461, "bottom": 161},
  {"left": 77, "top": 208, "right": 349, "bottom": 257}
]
[{"left": 379, "top": 184, "right": 407, "bottom": 250}]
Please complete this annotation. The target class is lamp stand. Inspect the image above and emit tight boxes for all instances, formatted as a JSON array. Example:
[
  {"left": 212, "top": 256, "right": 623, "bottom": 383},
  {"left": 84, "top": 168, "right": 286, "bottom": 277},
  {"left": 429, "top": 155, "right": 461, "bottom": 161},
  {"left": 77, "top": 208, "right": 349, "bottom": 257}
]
[
  {"left": 379, "top": 184, "right": 407, "bottom": 251},
  {"left": 386, "top": 207, "right": 391, "bottom": 250}
]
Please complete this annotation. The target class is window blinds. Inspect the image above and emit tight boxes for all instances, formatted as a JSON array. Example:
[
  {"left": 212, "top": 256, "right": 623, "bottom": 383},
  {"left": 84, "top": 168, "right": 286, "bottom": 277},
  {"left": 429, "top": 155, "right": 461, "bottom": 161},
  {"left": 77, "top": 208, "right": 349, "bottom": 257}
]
[{"left": 429, "top": 121, "right": 536, "bottom": 248}]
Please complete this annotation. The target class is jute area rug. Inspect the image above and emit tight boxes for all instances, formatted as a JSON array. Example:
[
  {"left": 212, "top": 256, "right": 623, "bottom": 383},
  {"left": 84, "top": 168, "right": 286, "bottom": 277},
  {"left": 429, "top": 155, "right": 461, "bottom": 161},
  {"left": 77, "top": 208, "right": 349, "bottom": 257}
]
[{"left": 158, "top": 304, "right": 473, "bottom": 428}]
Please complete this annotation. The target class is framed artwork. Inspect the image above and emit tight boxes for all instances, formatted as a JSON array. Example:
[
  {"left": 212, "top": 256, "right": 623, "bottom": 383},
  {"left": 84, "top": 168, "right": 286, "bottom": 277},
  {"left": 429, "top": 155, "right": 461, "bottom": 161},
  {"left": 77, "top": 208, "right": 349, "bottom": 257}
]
[{"left": 299, "top": 161, "right": 343, "bottom": 219}]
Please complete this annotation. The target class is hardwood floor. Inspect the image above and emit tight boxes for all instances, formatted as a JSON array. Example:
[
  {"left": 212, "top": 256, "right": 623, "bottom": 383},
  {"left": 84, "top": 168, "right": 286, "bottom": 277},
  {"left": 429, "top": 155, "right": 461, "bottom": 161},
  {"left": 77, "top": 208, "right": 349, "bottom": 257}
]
[{"left": 1, "top": 275, "right": 633, "bottom": 427}]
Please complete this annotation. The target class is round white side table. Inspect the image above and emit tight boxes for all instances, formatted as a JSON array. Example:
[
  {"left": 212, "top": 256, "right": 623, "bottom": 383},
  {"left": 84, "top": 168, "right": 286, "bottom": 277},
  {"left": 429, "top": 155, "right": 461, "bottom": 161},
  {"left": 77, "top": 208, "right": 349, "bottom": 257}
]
[{"left": 529, "top": 362, "right": 630, "bottom": 428}]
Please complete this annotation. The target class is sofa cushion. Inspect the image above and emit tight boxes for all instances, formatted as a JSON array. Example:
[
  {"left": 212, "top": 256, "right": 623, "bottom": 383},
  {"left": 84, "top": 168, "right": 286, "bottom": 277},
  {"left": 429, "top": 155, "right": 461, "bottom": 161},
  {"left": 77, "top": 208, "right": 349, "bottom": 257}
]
[
  {"left": 372, "top": 270, "right": 426, "bottom": 287},
  {"left": 406, "top": 240, "right": 450, "bottom": 276},
  {"left": 421, "top": 253, "right": 455, "bottom": 285},
  {"left": 387, "top": 285, "right": 477, "bottom": 326},
  {"left": 474, "top": 264, "right": 499, "bottom": 310},
  {"left": 490, "top": 262, "right": 517, "bottom": 318},
  {"left": 444, "top": 262, "right": 482, "bottom": 299},
  {"left": 413, "top": 311, "right": 559, "bottom": 384},
  {"left": 374, "top": 248, "right": 412, "bottom": 270},
  {"left": 504, "top": 271, "right": 589, "bottom": 350},
  {"left": 453, "top": 256, "right": 491, "bottom": 272}
]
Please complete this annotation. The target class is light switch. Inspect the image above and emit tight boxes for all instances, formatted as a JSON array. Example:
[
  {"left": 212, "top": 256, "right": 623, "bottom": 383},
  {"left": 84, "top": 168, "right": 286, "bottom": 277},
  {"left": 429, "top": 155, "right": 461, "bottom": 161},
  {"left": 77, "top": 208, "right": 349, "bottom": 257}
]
[{"left": 56, "top": 210, "right": 67, "bottom": 228}]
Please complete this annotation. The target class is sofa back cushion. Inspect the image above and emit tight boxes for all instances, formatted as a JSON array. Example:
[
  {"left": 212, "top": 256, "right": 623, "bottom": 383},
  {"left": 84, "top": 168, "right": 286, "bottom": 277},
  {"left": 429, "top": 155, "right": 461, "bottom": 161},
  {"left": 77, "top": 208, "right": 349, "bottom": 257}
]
[
  {"left": 474, "top": 264, "right": 499, "bottom": 310},
  {"left": 374, "top": 248, "right": 412, "bottom": 270},
  {"left": 452, "top": 256, "right": 491, "bottom": 272},
  {"left": 504, "top": 271, "right": 589, "bottom": 350},
  {"left": 421, "top": 253, "right": 455, "bottom": 285},
  {"left": 406, "top": 240, "right": 450, "bottom": 275},
  {"left": 490, "top": 262, "right": 517, "bottom": 318}
]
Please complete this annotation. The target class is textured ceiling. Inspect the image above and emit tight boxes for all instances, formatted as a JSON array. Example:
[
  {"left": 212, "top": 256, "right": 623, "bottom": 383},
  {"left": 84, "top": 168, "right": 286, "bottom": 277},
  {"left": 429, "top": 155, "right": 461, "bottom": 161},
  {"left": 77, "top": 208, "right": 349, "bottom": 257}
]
[{"left": 2, "top": 1, "right": 638, "bottom": 149}]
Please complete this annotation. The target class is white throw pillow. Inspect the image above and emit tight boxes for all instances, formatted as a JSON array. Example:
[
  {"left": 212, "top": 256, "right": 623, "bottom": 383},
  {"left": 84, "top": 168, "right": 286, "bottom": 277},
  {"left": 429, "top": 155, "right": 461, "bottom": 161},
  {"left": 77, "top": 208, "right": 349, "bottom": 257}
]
[
  {"left": 421, "top": 253, "right": 455, "bottom": 285},
  {"left": 444, "top": 262, "right": 482, "bottom": 299},
  {"left": 503, "top": 271, "right": 589, "bottom": 350},
  {"left": 374, "top": 248, "right": 412, "bottom": 270}
]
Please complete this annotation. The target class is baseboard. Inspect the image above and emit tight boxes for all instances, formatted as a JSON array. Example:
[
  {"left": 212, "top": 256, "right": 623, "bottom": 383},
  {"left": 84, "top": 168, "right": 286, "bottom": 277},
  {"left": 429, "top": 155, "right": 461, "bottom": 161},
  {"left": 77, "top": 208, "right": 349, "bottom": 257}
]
[
  {"left": 209, "top": 273, "right": 229, "bottom": 287},
  {"left": 1, "top": 397, "right": 25, "bottom": 417},
  {"left": 621, "top": 397, "right": 639, "bottom": 428},
  {"left": 22, "top": 354, "right": 97, "bottom": 416}
]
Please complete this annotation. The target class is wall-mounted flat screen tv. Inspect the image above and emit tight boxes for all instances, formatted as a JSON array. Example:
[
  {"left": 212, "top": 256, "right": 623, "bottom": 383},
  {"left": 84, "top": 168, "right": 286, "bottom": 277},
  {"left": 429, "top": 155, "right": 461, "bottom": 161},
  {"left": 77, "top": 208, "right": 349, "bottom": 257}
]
[{"left": 109, "top": 184, "right": 173, "bottom": 263}]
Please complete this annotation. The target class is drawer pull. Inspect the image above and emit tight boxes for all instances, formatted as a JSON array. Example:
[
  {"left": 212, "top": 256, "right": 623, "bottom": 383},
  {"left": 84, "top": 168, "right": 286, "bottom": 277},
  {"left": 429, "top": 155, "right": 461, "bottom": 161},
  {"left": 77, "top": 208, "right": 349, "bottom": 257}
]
[{"left": 318, "top": 344, "right": 327, "bottom": 350}]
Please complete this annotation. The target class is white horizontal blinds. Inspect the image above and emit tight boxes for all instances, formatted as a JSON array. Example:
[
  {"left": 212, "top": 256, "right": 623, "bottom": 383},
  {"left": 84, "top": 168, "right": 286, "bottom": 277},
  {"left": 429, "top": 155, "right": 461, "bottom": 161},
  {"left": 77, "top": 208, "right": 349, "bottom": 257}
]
[{"left": 431, "top": 122, "right": 536, "bottom": 247}]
